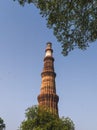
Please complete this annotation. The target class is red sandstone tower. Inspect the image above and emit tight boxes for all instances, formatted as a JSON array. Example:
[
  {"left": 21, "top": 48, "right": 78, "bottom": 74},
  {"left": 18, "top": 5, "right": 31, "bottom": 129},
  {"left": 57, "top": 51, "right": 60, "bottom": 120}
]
[{"left": 38, "top": 42, "right": 59, "bottom": 115}]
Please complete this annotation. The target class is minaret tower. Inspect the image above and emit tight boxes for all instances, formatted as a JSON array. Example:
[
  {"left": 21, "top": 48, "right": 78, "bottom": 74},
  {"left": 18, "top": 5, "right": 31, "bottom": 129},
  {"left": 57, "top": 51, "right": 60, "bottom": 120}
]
[{"left": 38, "top": 42, "right": 59, "bottom": 115}]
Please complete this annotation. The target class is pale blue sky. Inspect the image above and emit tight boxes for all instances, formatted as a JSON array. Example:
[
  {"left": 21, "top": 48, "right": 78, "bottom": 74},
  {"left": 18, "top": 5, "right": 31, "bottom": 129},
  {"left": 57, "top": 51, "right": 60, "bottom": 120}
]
[{"left": 0, "top": 1, "right": 97, "bottom": 130}]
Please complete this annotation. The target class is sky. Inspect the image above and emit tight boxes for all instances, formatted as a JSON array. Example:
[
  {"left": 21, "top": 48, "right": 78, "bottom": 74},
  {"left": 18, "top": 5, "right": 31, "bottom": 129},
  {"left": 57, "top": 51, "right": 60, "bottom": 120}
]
[{"left": 0, "top": 0, "right": 97, "bottom": 130}]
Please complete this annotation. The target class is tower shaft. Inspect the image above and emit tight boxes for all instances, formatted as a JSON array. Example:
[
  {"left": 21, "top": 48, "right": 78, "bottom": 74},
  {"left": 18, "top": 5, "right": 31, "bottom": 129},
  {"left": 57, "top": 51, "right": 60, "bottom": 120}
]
[{"left": 38, "top": 42, "right": 59, "bottom": 115}]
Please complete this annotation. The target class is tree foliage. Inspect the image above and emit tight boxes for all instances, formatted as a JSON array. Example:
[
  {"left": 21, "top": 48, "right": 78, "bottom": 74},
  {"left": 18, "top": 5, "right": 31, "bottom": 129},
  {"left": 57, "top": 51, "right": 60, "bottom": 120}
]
[
  {"left": 14, "top": 0, "right": 97, "bottom": 56},
  {"left": 20, "top": 105, "right": 75, "bottom": 130},
  {"left": 0, "top": 117, "right": 5, "bottom": 130}
]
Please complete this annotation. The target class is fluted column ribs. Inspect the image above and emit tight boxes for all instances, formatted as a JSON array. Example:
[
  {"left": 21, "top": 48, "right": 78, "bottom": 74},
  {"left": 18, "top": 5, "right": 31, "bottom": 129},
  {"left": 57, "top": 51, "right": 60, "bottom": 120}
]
[{"left": 37, "top": 42, "right": 59, "bottom": 115}]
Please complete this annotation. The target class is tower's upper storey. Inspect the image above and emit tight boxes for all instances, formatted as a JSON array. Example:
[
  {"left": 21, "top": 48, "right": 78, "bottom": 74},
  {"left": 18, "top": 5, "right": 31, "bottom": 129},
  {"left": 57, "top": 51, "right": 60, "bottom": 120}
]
[
  {"left": 42, "top": 42, "right": 55, "bottom": 75},
  {"left": 45, "top": 42, "right": 53, "bottom": 57}
]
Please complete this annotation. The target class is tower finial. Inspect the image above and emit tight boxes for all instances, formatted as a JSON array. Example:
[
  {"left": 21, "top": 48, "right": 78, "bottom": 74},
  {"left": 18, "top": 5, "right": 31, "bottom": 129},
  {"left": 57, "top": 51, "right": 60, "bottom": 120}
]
[{"left": 46, "top": 42, "right": 52, "bottom": 49}]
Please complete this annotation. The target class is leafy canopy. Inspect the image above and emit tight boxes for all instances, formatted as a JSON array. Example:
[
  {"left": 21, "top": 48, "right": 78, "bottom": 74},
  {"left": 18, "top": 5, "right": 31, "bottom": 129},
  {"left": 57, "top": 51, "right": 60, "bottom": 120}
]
[
  {"left": 0, "top": 117, "right": 5, "bottom": 130},
  {"left": 20, "top": 105, "right": 75, "bottom": 130},
  {"left": 14, "top": 0, "right": 97, "bottom": 56}
]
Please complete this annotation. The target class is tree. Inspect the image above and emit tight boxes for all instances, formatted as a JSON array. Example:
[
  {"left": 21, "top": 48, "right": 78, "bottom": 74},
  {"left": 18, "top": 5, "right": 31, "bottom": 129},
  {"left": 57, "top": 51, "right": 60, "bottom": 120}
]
[
  {"left": 0, "top": 117, "right": 5, "bottom": 130},
  {"left": 14, "top": 0, "right": 97, "bottom": 56},
  {"left": 19, "top": 105, "right": 75, "bottom": 130}
]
